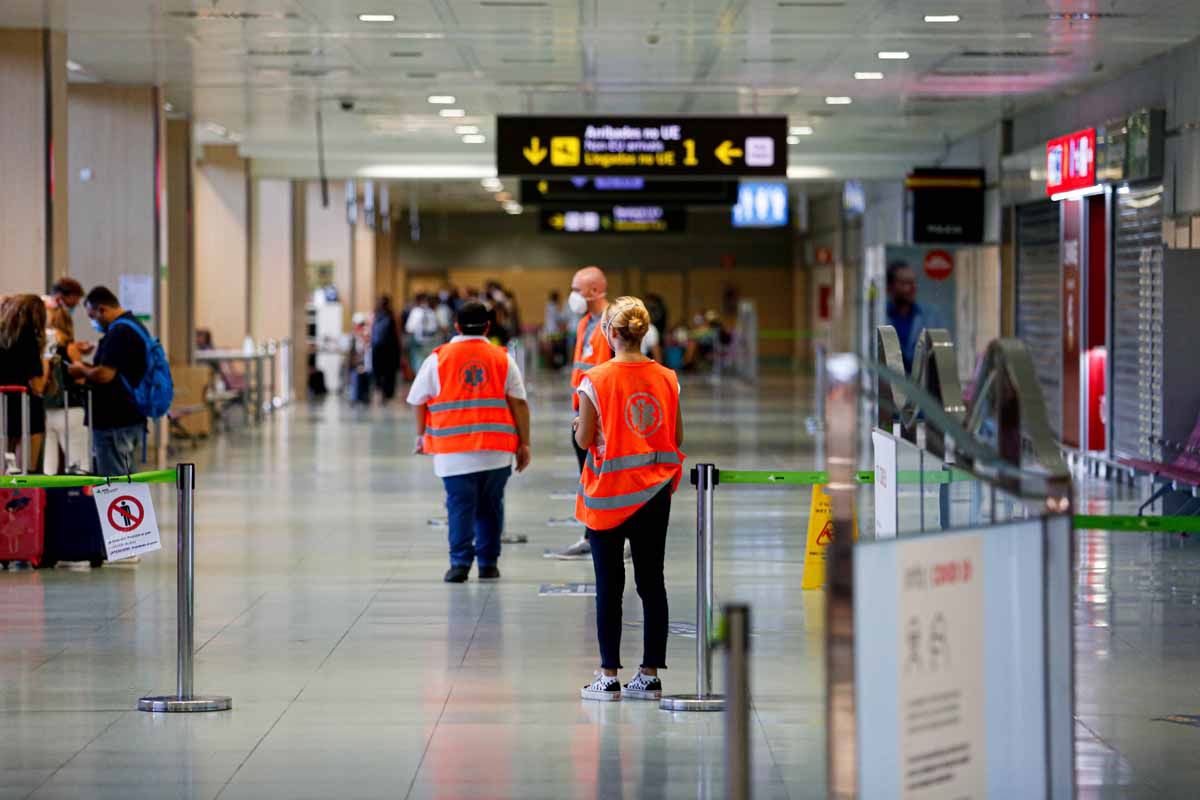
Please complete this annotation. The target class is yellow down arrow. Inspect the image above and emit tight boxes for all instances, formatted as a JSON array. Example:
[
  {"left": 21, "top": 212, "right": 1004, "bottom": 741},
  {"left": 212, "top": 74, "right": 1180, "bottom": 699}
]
[
  {"left": 714, "top": 140, "right": 743, "bottom": 166},
  {"left": 524, "top": 137, "right": 548, "bottom": 166},
  {"left": 549, "top": 213, "right": 565, "bottom": 230}
]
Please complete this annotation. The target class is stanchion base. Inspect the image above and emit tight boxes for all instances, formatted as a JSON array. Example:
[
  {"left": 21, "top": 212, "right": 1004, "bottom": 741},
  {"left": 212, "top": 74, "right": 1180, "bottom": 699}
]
[
  {"left": 659, "top": 693, "right": 725, "bottom": 712},
  {"left": 138, "top": 695, "right": 232, "bottom": 713}
]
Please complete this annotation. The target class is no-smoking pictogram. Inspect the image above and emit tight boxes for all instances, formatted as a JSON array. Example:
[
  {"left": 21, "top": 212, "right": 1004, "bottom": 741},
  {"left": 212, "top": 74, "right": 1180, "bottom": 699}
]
[{"left": 107, "top": 495, "right": 145, "bottom": 533}]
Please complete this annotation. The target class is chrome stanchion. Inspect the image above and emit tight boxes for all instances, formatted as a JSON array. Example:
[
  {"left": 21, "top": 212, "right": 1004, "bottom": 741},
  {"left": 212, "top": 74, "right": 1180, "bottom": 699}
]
[
  {"left": 138, "top": 464, "right": 232, "bottom": 713},
  {"left": 661, "top": 464, "right": 725, "bottom": 712},
  {"left": 20, "top": 390, "right": 30, "bottom": 474},
  {"left": 723, "top": 604, "right": 752, "bottom": 800}
]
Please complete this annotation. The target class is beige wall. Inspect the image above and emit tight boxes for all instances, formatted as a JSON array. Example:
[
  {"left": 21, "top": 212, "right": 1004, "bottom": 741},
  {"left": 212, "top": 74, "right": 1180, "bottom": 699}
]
[
  {"left": 251, "top": 179, "right": 294, "bottom": 342},
  {"left": 351, "top": 215, "right": 375, "bottom": 316},
  {"left": 164, "top": 118, "right": 193, "bottom": 365},
  {"left": 194, "top": 145, "right": 249, "bottom": 348},
  {"left": 68, "top": 84, "right": 158, "bottom": 342},
  {"left": 305, "top": 180, "right": 352, "bottom": 326},
  {"left": 0, "top": 29, "right": 67, "bottom": 295}
]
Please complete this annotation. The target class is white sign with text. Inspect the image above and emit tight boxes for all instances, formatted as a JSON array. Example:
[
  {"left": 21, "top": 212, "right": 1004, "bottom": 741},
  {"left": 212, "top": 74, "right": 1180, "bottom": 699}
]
[
  {"left": 93, "top": 482, "right": 162, "bottom": 561},
  {"left": 873, "top": 429, "right": 899, "bottom": 539}
]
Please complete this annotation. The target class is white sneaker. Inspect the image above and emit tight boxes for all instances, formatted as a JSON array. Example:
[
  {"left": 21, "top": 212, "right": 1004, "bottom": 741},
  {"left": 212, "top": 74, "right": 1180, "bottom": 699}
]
[
  {"left": 581, "top": 672, "right": 621, "bottom": 702},
  {"left": 622, "top": 671, "right": 663, "bottom": 700},
  {"left": 549, "top": 537, "right": 591, "bottom": 560}
]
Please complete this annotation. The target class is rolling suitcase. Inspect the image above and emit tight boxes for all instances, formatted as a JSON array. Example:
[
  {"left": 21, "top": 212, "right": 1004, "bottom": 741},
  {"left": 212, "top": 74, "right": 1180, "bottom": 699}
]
[
  {"left": 42, "top": 387, "right": 107, "bottom": 568},
  {"left": 0, "top": 385, "right": 45, "bottom": 567}
]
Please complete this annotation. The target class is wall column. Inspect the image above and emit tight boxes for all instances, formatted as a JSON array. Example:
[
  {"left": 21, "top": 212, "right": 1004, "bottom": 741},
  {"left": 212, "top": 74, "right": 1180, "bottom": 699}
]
[
  {"left": 375, "top": 217, "right": 395, "bottom": 303},
  {"left": 194, "top": 144, "right": 250, "bottom": 348},
  {"left": 290, "top": 183, "right": 309, "bottom": 400},
  {"left": 163, "top": 117, "right": 193, "bottom": 364},
  {"left": 352, "top": 210, "right": 376, "bottom": 315},
  {"left": 0, "top": 29, "right": 68, "bottom": 294}
]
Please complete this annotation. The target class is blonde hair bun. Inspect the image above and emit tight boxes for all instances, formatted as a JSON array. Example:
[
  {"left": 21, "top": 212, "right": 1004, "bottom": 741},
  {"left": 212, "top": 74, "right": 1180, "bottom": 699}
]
[{"left": 606, "top": 296, "right": 652, "bottom": 343}]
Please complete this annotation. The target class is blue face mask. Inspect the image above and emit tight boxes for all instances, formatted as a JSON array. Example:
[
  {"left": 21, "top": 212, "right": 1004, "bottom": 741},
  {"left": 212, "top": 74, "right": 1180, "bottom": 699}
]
[{"left": 90, "top": 319, "right": 107, "bottom": 334}]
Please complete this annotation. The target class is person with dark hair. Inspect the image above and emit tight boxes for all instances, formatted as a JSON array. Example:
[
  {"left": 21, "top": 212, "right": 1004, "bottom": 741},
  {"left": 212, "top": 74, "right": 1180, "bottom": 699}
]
[
  {"left": 407, "top": 301, "right": 532, "bottom": 583},
  {"left": 67, "top": 287, "right": 147, "bottom": 476},
  {"left": 0, "top": 294, "right": 52, "bottom": 471},
  {"left": 885, "top": 262, "right": 942, "bottom": 372},
  {"left": 371, "top": 295, "right": 401, "bottom": 402},
  {"left": 44, "top": 277, "right": 88, "bottom": 349}
]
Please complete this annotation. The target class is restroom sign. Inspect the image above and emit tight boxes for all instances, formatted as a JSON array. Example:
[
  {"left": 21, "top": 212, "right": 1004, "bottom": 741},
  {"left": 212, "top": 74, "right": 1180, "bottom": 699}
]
[{"left": 93, "top": 482, "right": 162, "bottom": 561}]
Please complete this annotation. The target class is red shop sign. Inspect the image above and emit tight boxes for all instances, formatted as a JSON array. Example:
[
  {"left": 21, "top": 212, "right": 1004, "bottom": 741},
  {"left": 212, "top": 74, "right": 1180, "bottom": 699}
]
[{"left": 1045, "top": 128, "right": 1096, "bottom": 196}]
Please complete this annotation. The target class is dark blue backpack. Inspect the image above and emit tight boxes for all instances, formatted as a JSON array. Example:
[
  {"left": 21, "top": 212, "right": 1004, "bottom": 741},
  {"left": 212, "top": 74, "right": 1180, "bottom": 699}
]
[{"left": 109, "top": 318, "right": 174, "bottom": 419}]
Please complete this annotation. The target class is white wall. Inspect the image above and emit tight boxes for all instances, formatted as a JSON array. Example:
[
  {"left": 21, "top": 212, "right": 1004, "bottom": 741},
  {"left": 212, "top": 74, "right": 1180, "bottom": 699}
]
[{"left": 305, "top": 180, "right": 352, "bottom": 326}]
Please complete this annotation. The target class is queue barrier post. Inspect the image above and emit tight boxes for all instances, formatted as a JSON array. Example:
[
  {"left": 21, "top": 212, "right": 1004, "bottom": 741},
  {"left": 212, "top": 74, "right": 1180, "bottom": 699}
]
[
  {"left": 722, "top": 603, "right": 752, "bottom": 800},
  {"left": 660, "top": 463, "right": 725, "bottom": 712},
  {"left": 138, "top": 463, "right": 232, "bottom": 713}
]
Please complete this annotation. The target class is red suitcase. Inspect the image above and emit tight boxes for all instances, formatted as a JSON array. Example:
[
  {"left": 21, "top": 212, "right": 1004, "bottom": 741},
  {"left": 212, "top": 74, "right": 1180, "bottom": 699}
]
[
  {"left": 0, "top": 488, "right": 45, "bottom": 567},
  {"left": 1, "top": 385, "right": 45, "bottom": 566}
]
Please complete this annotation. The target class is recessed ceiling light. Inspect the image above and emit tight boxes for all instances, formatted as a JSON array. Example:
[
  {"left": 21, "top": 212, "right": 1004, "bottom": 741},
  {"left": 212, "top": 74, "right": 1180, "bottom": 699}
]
[
  {"left": 924, "top": 14, "right": 960, "bottom": 23},
  {"left": 878, "top": 51, "right": 910, "bottom": 60},
  {"left": 787, "top": 135, "right": 800, "bottom": 145},
  {"left": 358, "top": 13, "right": 396, "bottom": 22},
  {"left": 854, "top": 71, "right": 884, "bottom": 80},
  {"left": 790, "top": 125, "right": 814, "bottom": 135},
  {"left": 462, "top": 134, "right": 487, "bottom": 144},
  {"left": 482, "top": 178, "right": 503, "bottom": 191},
  {"left": 427, "top": 95, "right": 456, "bottom": 104},
  {"left": 825, "top": 96, "right": 852, "bottom": 105},
  {"left": 359, "top": 164, "right": 498, "bottom": 179},
  {"left": 438, "top": 108, "right": 466, "bottom": 117},
  {"left": 455, "top": 125, "right": 480, "bottom": 135},
  {"left": 504, "top": 201, "right": 523, "bottom": 215},
  {"left": 65, "top": 60, "right": 83, "bottom": 72}
]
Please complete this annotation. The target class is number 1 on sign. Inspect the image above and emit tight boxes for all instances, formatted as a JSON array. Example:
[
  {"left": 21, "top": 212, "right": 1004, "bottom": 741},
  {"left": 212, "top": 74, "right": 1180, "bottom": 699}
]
[{"left": 682, "top": 139, "right": 698, "bottom": 166}]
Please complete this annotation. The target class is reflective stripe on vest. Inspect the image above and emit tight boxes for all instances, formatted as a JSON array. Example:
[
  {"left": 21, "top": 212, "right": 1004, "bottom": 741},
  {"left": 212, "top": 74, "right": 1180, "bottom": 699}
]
[
  {"left": 578, "top": 477, "right": 674, "bottom": 511},
  {"left": 585, "top": 450, "right": 681, "bottom": 475},
  {"left": 428, "top": 398, "right": 510, "bottom": 414},
  {"left": 426, "top": 422, "right": 518, "bottom": 438},
  {"left": 573, "top": 362, "right": 594, "bottom": 372}
]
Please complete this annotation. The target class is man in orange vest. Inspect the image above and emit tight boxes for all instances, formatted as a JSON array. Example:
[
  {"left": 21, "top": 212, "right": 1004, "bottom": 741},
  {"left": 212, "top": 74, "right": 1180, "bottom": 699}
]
[
  {"left": 408, "top": 301, "right": 532, "bottom": 583},
  {"left": 548, "top": 265, "right": 613, "bottom": 560}
]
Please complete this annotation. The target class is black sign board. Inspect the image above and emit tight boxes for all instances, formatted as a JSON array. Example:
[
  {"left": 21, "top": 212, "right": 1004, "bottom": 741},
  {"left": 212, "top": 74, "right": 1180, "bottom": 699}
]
[
  {"left": 520, "top": 178, "right": 737, "bottom": 206},
  {"left": 539, "top": 205, "right": 686, "bottom": 234},
  {"left": 498, "top": 116, "right": 787, "bottom": 177},
  {"left": 906, "top": 168, "right": 985, "bottom": 244}
]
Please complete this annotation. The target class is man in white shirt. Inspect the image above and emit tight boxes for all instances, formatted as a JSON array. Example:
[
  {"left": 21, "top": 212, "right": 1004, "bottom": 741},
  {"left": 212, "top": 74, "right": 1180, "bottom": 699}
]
[{"left": 407, "top": 301, "right": 531, "bottom": 583}]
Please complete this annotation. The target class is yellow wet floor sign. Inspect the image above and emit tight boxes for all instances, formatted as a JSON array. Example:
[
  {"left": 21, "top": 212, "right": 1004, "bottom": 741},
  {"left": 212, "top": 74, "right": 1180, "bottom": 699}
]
[{"left": 801, "top": 484, "right": 858, "bottom": 590}]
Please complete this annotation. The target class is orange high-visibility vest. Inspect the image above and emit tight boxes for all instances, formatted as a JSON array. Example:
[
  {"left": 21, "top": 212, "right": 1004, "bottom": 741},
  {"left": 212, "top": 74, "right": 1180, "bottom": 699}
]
[
  {"left": 570, "top": 312, "right": 613, "bottom": 411},
  {"left": 424, "top": 339, "right": 519, "bottom": 455},
  {"left": 575, "top": 360, "right": 684, "bottom": 530}
]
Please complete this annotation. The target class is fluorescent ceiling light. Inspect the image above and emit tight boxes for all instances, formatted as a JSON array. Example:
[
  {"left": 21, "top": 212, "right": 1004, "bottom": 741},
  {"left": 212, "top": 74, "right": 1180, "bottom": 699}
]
[
  {"left": 65, "top": 60, "right": 83, "bottom": 72},
  {"left": 790, "top": 126, "right": 814, "bottom": 135},
  {"left": 924, "top": 14, "right": 960, "bottom": 22},
  {"left": 462, "top": 134, "right": 487, "bottom": 144},
  {"left": 787, "top": 136, "right": 800, "bottom": 145},
  {"left": 825, "top": 96, "right": 852, "bottom": 105},
  {"left": 438, "top": 108, "right": 466, "bottom": 117},
  {"left": 427, "top": 95, "right": 456, "bottom": 104},
  {"left": 878, "top": 51, "right": 910, "bottom": 60},
  {"left": 1049, "top": 185, "right": 1104, "bottom": 202},
  {"left": 788, "top": 165, "right": 835, "bottom": 180},
  {"left": 455, "top": 125, "right": 480, "bottom": 135},
  {"left": 359, "top": 164, "right": 498, "bottom": 179},
  {"left": 504, "top": 202, "right": 522, "bottom": 215},
  {"left": 358, "top": 13, "right": 396, "bottom": 22},
  {"left": 854, "top": 71, "right": 884, "bottom": 80},
  {"left": 481, "top": 177, "right": 503, "bottom": 191}
]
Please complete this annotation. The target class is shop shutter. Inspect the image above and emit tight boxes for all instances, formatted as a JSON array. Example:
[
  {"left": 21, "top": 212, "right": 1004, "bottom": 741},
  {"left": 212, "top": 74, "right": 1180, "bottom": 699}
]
[
  {"left": 1111, "top": 183, "right": 1164, "bottom": 463},
  {"left": 1015, "top": 201, "right": 1062, "bottom": 438}
]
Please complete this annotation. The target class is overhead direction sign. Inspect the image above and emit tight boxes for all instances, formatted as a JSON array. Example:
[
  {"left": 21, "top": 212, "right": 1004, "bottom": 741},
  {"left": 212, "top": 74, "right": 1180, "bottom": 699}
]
[
  {"left": 540, "top": 205, "right": 686, "bottom": 234},
  {"left": 497, "top": 116, "right": 788, "bottom": 177},
  {"left": 520, "top": 178, "right": 737, "bottom": 205}
]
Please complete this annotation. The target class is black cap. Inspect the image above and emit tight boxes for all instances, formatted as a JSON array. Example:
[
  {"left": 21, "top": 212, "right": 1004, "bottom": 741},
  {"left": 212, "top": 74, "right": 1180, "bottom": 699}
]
[{"left": 457, "top": 300, "right": 490, "bottom": 334}]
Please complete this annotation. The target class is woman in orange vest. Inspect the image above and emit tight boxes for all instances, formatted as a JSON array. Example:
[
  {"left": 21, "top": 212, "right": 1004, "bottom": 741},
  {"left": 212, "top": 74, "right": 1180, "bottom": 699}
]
[{"left": 573, "top": 296, "right": 685, "bottom": 701}]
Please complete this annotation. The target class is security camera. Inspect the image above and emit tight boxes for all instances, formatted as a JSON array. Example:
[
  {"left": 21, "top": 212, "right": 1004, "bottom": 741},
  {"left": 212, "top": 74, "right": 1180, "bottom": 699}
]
[{"left": 339, "top": 97, "right": 356, "bottom": 112}]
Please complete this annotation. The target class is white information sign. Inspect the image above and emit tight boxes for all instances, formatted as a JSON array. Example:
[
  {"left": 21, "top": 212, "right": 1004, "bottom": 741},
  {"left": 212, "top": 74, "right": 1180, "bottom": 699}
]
[
  {"left": 873, "top": 429, "right": 898, "bottom": 539},
  {"left": 896, "top": 534, "right": 986, "bottom": 799},
  {"left": 93, "top": 482, "right": 162, "bottom": 561},
  {"left": 118, "top": 274, "right": 155, "bottom": 319}
]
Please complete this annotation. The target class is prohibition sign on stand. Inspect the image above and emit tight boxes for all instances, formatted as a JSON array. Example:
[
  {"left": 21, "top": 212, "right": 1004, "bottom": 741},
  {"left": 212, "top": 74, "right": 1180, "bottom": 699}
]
[{"left": 107, "top": 495, "right": 145, "bottom": 533}]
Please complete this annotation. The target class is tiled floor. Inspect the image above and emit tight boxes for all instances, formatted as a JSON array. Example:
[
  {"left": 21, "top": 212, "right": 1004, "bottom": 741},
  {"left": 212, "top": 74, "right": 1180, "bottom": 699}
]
[{"left": 0, "top": 372, "right": 1196, "bottom": 798}]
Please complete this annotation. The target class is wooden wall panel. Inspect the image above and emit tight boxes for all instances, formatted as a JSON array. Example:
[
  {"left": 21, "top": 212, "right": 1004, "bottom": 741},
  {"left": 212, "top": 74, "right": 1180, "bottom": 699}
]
[
  {"left": 0, "top": 30, "right": 49, "bottom": 295},
  {"left": 193, "top": 144, "right": 249, "bottom": 348}
]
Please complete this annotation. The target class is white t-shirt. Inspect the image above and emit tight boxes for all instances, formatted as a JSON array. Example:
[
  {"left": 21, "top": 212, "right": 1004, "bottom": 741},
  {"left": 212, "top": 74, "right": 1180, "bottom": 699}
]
[
  {"left": 406, "top": 336, "right": 527, "bottom": 478},
  {"left": 406, "top": 306, "right": 440, "bottom": 343},
  {"left": 640, "top": 324, "right": 660, "bottom": 356},
  {"left": 577, "top": 369, "right": 680, "bottom": 460}
]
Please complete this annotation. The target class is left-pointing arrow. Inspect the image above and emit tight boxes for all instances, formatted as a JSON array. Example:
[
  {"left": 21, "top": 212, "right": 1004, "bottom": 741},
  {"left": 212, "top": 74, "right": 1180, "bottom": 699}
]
[
  {"left": 524, "top": 137, "right": 548, "bottom": 166},
  {"left": 714, "top": 140, "right": 744, "bottom": 166}
]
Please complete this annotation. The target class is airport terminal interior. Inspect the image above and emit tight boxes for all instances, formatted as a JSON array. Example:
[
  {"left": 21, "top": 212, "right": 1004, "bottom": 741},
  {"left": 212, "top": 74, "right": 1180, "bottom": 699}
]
[{"left": 5, "top": 2, "right": 1200, "bottom": 798}]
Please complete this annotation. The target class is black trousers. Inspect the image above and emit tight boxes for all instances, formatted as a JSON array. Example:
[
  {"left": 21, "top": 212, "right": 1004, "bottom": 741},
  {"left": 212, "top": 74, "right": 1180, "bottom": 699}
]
[{"left": 589, "top": 484, "right": 671, "bottom": 671}]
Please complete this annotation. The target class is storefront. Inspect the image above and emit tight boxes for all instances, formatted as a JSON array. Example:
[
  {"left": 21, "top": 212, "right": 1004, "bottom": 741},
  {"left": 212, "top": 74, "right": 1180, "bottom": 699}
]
[{"left": 1002, "top": 110, "right": 1166, "bottom": 464}]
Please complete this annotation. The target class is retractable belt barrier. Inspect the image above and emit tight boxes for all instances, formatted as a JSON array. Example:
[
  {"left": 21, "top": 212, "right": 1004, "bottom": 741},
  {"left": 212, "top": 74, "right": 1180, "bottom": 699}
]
[{"left": 1, "top": 464, "right": 232, "bottom": 713}]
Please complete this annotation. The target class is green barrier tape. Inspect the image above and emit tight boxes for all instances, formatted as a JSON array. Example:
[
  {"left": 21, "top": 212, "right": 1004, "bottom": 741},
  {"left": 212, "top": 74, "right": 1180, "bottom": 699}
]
[
  {"left": 717, "top": 469, "right": 975, "bottom": 486},
  {"left": 1073, "top": 515, "right": 1200, "bottom": 533},
  {"left": 0, "top": 469, "right": 178, "bottom": 489}
]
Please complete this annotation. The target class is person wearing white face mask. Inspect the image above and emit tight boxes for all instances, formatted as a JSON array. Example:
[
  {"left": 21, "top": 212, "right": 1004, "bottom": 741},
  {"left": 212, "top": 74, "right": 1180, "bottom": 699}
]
[{"left": 548, "top": 265, "right": 621, "bottom": 561}]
